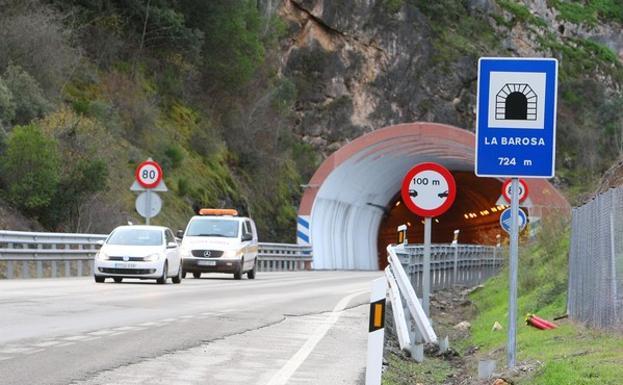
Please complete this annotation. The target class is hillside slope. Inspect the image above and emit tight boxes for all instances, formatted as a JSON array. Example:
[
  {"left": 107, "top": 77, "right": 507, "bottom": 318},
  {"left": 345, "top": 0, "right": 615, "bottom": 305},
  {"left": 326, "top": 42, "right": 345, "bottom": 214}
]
[{"left": 0, "top": 0, "right": 621, "bottom": 238}]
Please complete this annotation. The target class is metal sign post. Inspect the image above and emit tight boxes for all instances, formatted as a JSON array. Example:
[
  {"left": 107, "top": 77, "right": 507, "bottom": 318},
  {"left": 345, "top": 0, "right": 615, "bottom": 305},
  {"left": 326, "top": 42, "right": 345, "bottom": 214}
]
[
  {"left": 145, "top": 190, "right": 152, "bottom": 225},
  {"left": 401, "top": 162, "right": 456, "bottom": 318},
  {"left": 423, "top": 217, "right": 432, "bottom": 316},
  {"left": 507, "top": 178, "right": 520, "bottom": 368}
]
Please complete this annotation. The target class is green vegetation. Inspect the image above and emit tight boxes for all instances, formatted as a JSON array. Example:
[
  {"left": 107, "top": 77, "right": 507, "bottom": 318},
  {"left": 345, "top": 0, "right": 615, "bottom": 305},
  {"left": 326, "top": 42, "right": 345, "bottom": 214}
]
[
  {"left": 549, "top": 0, "right": 623, "bottom": 25},
  {"left": 497, "top": 0, "right": 548, "bottom": 27},
  {"left": 0, "top": 0, "right": 304, "bottom": 239},
  {"left": 382, "top": 354, "right": 454, "bottom": 385},
  {"left": 0, "top": 124, "right": 60, "bottom": 215},
  {"left": 466, "top": 219, "right": 623, "bottom": 384}
]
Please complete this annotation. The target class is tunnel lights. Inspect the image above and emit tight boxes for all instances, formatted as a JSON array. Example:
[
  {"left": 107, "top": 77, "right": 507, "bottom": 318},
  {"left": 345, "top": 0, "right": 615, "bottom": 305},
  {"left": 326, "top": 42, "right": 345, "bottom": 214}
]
[
  {"left": 434, "top": 218, "right": 439, "bottom": 223},
  {"left": 464, "top": 214, "right": 469, "bottom": 219},
  {"left": 407, "top": 222, "right": 412, "bottom": 227},
  {"left": 491, "top": 207, "right": 498, "bottom": 212}
]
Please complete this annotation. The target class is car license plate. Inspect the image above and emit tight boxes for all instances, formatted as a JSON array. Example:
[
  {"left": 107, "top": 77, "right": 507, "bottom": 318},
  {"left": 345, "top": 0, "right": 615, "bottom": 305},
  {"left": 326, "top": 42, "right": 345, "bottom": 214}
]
[
  {"left": 198, "top": 260, "right": 216, "bottom": 266},
  {"left": 114, "top": 262, "right": 137, "bottom": 268}
]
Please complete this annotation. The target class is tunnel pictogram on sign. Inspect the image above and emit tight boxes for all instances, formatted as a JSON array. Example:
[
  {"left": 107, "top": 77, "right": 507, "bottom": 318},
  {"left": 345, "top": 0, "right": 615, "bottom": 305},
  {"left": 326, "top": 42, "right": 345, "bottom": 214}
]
[{"left": 496, "top": 83, "right": 537, "bottom": 121}]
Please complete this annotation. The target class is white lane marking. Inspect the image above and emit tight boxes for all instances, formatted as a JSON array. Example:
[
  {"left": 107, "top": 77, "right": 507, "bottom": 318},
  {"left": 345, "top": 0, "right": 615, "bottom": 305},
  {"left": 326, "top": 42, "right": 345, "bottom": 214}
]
[
  {"left": 161, "top": 318, "right": 176, "bottom": 323},
  {"left": 139, "top": 322, "right": 157, "bottom": 327},
  {"left": 265, "top": 290, "right": 367, "bottom": 385},
  {"left": 0, "top": 346, "right": 42, "bottom": 354},
  {"left": 33, "top": 340, "right": 63, "bottom": 347},
  {"left": 64, "top": 335, "right": 91, "bottom": 341},
  {"left": 0, "top": 356, "right": 13, "bottom": 361},
  {"left": 113, "top": 326, "right": 143, "bottom": 332},
  {"left": 55, "top": 342, "right": 76, "bottom": 347},
  {"left": 88, "top": 330, "right": 116, "bottom": 336}
]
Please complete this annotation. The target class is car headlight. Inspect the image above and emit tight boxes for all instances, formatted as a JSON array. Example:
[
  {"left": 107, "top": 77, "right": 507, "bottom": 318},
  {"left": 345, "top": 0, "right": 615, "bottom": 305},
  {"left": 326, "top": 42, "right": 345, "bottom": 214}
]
[
  {"left": 95, "top": 251, "right": 108, "bottom": 261},
  {"left": 222, "top": 249, "right": 243, "bottom": 259},
  {"left": 144, "top": 253, "right": 162, "bottom": 262}
]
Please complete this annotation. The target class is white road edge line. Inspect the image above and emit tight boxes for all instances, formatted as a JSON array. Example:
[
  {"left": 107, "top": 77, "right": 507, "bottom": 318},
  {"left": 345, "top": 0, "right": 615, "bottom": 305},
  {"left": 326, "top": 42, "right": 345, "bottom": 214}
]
[{"left": 265, "top": 290, "right": 367, "bottom": 385}]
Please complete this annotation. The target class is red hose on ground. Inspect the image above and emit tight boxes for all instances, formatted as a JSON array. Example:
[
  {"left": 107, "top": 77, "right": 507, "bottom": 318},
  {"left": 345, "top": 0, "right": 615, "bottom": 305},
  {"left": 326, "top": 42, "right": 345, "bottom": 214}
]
[{"left": 526, "top": 314, "right": 557, "bottom": 330}]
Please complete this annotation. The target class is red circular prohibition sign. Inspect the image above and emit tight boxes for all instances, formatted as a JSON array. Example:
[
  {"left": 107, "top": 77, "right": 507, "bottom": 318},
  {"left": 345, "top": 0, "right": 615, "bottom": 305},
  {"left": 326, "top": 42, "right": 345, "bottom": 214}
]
[
  {"left": 135, "top": 160, "right": 163, "bottom": 189},
  {"left": 401, "top": 162, "right": 457, "bottom": 218}
]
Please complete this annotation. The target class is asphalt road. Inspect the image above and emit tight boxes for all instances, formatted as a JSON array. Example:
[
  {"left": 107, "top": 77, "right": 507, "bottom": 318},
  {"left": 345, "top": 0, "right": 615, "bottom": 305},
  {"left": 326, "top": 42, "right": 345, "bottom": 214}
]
[{"left": 0, "top": 271, "right": 381, "bottom": 385}]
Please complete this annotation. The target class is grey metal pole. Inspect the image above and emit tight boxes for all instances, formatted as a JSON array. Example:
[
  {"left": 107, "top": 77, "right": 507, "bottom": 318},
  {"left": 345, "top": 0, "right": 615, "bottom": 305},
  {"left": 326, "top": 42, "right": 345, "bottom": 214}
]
[
  {"left": 423, "top": 217, "right": 432, "bottom": 316},
  {"left": 145, "top": 190, "right": 152, "bottom": 225},
  {"left": 507, "top": 178, "right": 520, "bottom": 369}
]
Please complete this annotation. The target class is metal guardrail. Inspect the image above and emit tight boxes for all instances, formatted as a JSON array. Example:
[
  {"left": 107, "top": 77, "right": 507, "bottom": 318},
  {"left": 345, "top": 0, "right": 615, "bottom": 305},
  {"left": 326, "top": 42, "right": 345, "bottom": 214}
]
[
  {"left": 0, "top": 231, "right": 313, "bottom": 279},
  {"left": 394, "top": 243, "right": 504, "bottom": 294}
]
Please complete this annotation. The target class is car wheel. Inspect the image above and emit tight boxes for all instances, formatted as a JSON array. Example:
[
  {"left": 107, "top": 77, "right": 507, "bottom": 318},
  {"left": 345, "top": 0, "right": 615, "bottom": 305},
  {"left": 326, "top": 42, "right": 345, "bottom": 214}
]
[
  {"left": 113, "top": 277, "right": 123, "bottom": 283},
  {"left": 94, "top": 276, "right": 105, "bottom": 283},
  {"left": 193, "top": 272, "right": 201, "bottom": 279},
  {"left": 172, "top": 263, "right": 182, "bottom": 284},
  {"left": 157, "top": 262, "right": 168, "bottom": 284},
  {"left": 182, "top": 270, "right": 187, "bottom": 279},
  {"left": 234, "top": 259, "right": 243, "bottom": 280},
  {"left": 247, "top": 262, "right": 256, "bottom": 280}
]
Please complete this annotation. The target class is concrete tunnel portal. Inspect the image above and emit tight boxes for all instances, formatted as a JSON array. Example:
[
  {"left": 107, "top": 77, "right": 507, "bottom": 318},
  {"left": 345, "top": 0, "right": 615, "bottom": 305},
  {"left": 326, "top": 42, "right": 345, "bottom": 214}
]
[{"left": 297, "top": 122, "right": 570, "bottom": 271}]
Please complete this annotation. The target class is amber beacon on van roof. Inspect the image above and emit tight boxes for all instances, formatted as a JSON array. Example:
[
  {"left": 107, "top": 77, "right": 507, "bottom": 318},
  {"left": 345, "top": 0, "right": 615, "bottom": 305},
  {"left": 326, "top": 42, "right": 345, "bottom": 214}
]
[{"left": 198, "top": 208, "right": 239, "bottom": 216}]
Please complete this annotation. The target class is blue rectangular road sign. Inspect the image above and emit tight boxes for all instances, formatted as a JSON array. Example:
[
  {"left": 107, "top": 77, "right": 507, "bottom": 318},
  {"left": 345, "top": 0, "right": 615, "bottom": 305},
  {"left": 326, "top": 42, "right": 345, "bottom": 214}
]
[{"left": 475, "top": 57, "right": 558, "bottom": 178}]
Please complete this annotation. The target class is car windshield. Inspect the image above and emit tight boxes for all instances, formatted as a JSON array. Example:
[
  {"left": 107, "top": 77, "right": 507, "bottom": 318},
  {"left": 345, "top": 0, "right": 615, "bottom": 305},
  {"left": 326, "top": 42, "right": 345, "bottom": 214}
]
[
  {"left": 186, "top": 218, "right": 239, "bottom": 238},
  {"left": 107, "top": 228, "right": 163, "bottom": 246}
]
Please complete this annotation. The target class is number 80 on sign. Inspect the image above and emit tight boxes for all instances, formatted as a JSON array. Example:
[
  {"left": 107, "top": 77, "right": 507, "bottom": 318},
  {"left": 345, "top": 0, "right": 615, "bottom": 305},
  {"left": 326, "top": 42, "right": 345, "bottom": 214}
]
[{"left": 135, "top": 160, "right": 163, "bottom": 189}]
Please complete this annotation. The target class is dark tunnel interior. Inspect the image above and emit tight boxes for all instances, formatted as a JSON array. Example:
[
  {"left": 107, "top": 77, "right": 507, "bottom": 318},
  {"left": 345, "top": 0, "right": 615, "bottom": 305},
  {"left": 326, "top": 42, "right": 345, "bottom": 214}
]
[{"left": 377, "top": 171, "right": 507, "bottom": 270}]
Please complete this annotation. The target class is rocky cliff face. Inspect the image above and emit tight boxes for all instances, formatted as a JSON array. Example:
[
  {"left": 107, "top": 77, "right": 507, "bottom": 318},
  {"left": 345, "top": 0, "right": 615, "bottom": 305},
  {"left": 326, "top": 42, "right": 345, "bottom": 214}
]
[{"left": 272, "top": 0, "right": 623, "bottom": 188}]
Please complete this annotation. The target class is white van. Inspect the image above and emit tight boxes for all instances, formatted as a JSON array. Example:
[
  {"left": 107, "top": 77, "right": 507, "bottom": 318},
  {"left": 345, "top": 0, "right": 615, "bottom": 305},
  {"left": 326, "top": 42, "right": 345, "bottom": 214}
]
[{"left": 178, "top": 209, "right": 258, "bottom": 280}]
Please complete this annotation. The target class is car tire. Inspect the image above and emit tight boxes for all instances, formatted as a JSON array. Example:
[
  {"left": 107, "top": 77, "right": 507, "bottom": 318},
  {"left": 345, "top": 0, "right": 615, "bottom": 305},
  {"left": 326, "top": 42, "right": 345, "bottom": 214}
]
[
  {"left": 247, "top": 262, "right": 256, "bottom": 279},
  {"left": 113, "top": 277, "right": 123, "bottom": 283},
  {"left": 234, "top": 259, "right": 243, "bottom": 280},
  {"left": 193, "top": 272, "right": 201, "bottom": 279},
  {"left": 172, "top": 264, "right": 182, "bottom": 284},
  {"left": 182, "top": 270, "right": 187, "bottom": 279},
  {"left": 94, "top": 276, "right": 105, "bottom": 283},
  {"left": 157, "top": 262, "right": 168, "bottom": 284}
]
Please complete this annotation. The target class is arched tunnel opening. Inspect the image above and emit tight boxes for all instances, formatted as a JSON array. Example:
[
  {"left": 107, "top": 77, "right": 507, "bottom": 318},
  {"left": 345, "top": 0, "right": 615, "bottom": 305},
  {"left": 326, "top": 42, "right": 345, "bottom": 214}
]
[
  {"left": 376, "top": 172, "right": 504, "bottom": 270},
  {"left": 297, "top": 123, "right": 569, "bottom": 271}
]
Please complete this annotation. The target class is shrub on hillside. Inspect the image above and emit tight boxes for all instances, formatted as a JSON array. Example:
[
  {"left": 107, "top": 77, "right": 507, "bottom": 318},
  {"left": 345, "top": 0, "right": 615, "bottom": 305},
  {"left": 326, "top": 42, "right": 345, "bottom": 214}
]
[
  {"left": 0, "top": 124, "right": 60, "bottom": 215},
  {"left": 0, "top": 77, "right": 16, "bottom": 129},
  {"left": 3, "top": 65, "right": 51, "bottom": 124},
  {"left": 0, "top": 3, "right": 79, "bottom": 95}
]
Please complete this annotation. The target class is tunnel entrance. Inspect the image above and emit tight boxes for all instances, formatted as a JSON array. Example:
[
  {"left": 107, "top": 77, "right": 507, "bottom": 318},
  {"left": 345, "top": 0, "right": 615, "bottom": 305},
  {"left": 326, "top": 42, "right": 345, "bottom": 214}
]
[
  {"left": 297, "top": 123, "right": 570, "bottom": 271},
  {"left": 377, "top": 172, "right": 504, "bottom": 270}
]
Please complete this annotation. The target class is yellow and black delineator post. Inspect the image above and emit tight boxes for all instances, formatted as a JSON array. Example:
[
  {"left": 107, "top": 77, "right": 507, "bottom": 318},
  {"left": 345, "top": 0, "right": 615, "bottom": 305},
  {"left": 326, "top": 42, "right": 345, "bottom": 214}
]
[
  {"left": 368, "top": 298, "right": 386, "bottom": 333},
  {"left": 397, "top": 224, "right": 408, "bottom": 245},
  {"left": 366, "top": 277, "right": 388, "bottom": 385}
]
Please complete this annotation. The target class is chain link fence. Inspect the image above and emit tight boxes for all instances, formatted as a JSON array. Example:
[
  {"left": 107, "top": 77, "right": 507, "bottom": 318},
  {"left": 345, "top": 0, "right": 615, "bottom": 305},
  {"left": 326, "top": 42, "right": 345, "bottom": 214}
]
[{"left": 569, "top": 187, "right": 623, "bottom": 329}]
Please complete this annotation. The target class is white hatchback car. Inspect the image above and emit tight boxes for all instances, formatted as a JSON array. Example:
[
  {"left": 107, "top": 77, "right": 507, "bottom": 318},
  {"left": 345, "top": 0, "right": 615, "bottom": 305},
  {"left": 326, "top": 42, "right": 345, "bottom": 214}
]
[{"left": 94, "top": 225, "right": 182, "bottom": 284}]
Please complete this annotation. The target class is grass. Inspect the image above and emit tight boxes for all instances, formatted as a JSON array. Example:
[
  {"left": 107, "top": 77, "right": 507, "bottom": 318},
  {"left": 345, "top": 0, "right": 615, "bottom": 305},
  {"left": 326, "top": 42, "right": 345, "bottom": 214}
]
[
  {"left": 382, "top": 354, "right": 454, "bottom": 385},
  {"left": 466, "top": 224, "right": 623, "bottom": 384}
]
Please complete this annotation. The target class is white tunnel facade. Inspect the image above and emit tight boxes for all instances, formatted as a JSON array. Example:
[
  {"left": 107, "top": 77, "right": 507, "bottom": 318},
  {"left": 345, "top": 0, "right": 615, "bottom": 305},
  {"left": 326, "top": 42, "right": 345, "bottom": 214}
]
[{"left": 304, "top": 123, "right": 475, "bottom": 270}]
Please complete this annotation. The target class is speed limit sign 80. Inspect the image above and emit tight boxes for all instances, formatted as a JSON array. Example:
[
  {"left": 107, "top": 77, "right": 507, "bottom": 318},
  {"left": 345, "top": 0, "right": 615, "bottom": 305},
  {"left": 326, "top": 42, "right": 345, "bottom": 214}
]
[{"left": 135, "top": 160, "right": 163, "bottom": 189}]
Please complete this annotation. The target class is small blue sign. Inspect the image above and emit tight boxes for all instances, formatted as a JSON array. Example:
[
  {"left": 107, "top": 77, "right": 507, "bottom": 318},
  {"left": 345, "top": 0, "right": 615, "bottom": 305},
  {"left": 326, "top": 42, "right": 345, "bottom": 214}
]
[
  {"left": 475, "top": 57, "right": 558, "bottom": 178},
  {"left": 500, "top": 207, "right": 527, "bottom": 234}
]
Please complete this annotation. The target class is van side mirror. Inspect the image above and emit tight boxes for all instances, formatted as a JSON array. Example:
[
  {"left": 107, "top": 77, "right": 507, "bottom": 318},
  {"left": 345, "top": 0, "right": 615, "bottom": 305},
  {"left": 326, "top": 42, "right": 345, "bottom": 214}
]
[
  {"left": 167, "top": 241, "right": 178, "bottom": 249},
  {"left": 176, "top": 230, "right": 184, "bottom": 239},
  {"left": 242, "top": 233, "right": 253, "bottom": 241}
]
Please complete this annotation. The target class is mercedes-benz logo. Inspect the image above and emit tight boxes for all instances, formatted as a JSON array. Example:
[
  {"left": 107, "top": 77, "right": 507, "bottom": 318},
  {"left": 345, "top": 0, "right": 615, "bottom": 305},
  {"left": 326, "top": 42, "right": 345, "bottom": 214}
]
[
  {"left": 203, "top": 250, "right": 212, "bottom": 258},
  {"left": 123, "top": 256, "right": 129, "bottom": 261}
]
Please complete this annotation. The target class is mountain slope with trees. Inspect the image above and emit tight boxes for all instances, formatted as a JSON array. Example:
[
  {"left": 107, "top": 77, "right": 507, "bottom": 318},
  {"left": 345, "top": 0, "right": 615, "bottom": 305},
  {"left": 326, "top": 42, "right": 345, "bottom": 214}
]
[{"left": 0, "top": 0, "right": 622, "bottom": 239}]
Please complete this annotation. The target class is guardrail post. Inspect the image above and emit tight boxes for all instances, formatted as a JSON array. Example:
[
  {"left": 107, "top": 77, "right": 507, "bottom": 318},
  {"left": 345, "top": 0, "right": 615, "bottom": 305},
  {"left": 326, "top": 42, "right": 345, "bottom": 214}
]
[
  {"left": 22, "top": 260, "right": 29, "bottom": 279},
  {"left": 65, "top": 260, "right": 71, "bottom": 277},
  {"left": 51, "top": 260, "right": 57, "bottom": 278},
  {"left": 6, "top": 260, "right": 13, "bottom": 279}
]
